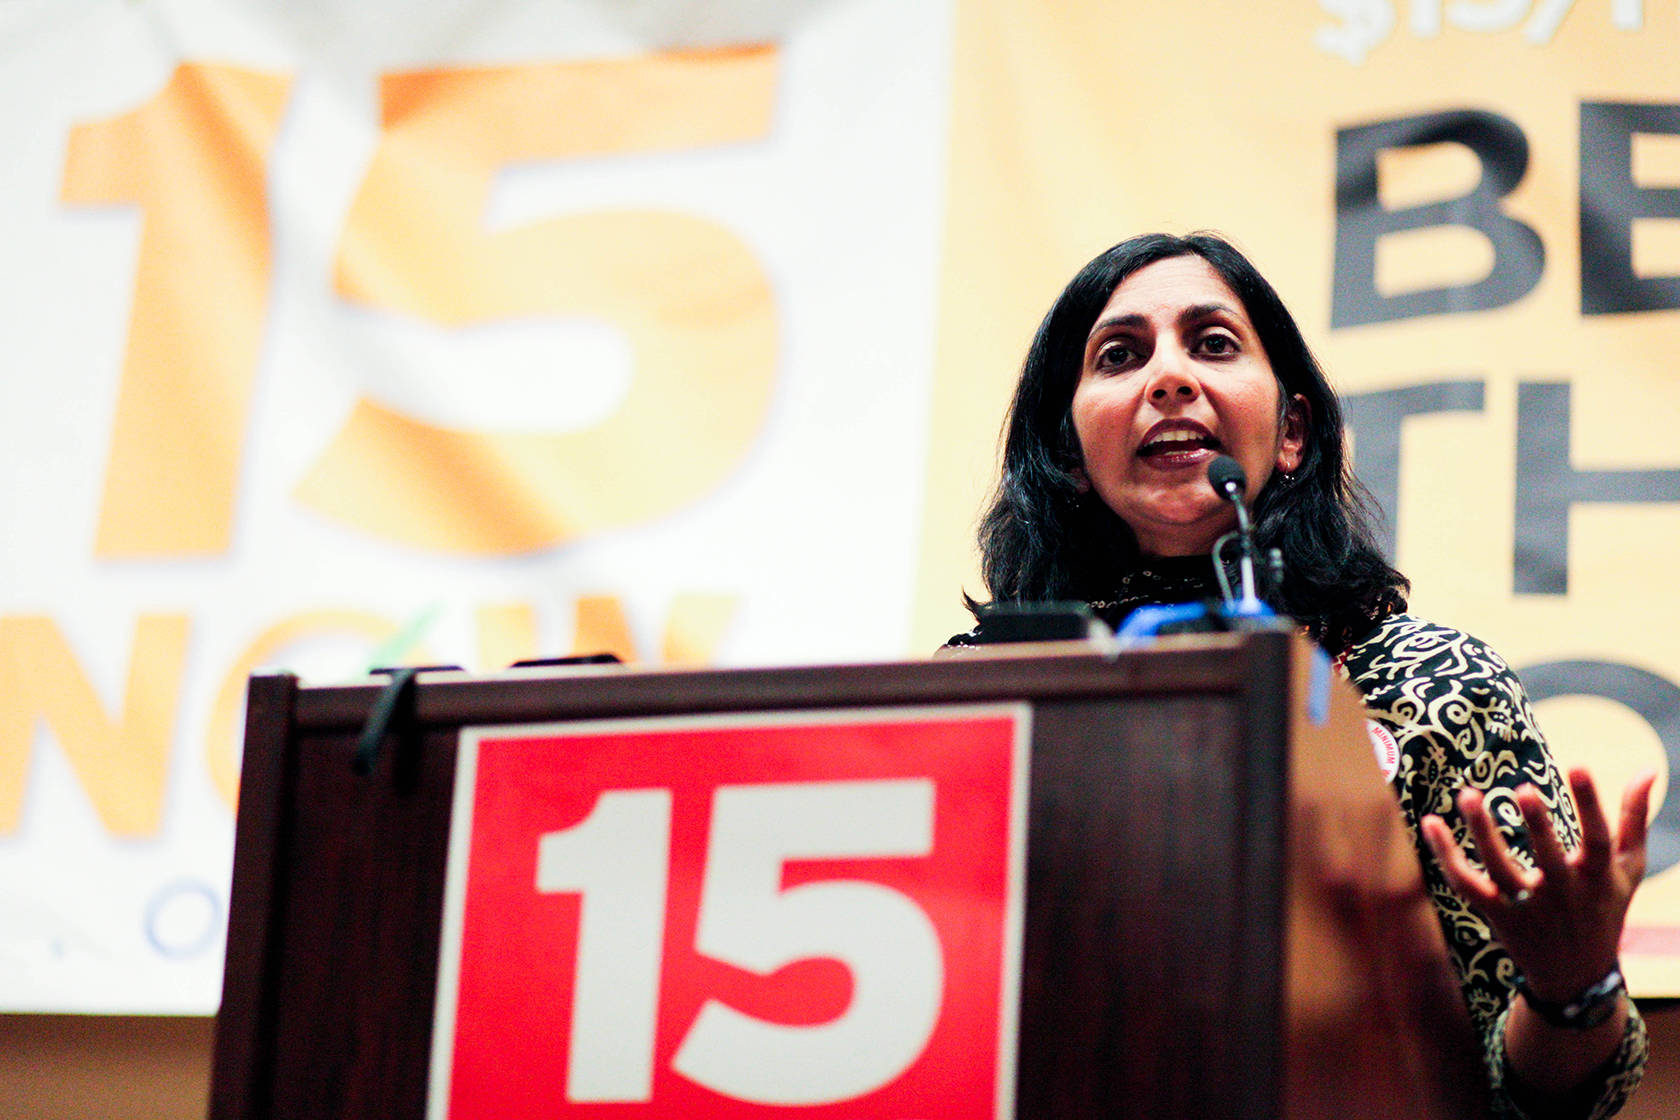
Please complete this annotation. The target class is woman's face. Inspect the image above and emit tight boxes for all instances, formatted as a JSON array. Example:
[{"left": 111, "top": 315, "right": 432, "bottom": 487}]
[{"left": 1070, "top": 254, "right": 1305, "bottom": 557}]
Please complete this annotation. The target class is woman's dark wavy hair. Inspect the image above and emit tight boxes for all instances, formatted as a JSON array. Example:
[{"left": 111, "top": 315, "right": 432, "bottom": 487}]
[{"left": 970, "top": 231, "right": 1407, "bottom": 651}]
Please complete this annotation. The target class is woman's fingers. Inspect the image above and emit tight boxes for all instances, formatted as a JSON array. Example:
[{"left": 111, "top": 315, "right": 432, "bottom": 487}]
[
  {"left": 1569, "top": 767, "right": 1614, "bottom": 874},
  {"left": 1615, "top": 770, "right": 1657, "bottom": 880},
  {"left": 1515, "top": 783, "right": 1571, "bottom": 878},
  {"left": 1425, "top": 772, "right": 1658, "bottom": 992},
  {"left": 1421, "top": 813, "right": 1498, "bottom": 906},
  {"left": 1457, "top": 786, "right": 1535, "bottom": 899}
]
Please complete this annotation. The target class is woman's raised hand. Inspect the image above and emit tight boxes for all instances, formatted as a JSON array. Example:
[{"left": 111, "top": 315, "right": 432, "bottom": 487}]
[{"left": 1420, "top": 767, "right": 1656, "bottom": 1003}]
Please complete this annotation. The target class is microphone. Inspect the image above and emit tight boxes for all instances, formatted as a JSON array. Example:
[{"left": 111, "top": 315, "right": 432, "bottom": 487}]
[
  {"left": 1207, "top": 456, "right": 1262, "bottom": 611},
  {"left": 1206, "top": 456, "right": 1247, "bottom": 509}
]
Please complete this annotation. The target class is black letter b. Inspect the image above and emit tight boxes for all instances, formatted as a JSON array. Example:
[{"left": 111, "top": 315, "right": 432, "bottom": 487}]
[{"left": 1333, "top": 110, "right": 1544, "bottom": 329}]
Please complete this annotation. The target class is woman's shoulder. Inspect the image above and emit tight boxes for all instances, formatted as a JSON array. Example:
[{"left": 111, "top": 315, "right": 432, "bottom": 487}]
[
  {"left": 1340, "top": 612, "right": 1519, "bottom": 686},
  {"left": 1339, "top": 612, "right": 1537, "bottom": 738}
]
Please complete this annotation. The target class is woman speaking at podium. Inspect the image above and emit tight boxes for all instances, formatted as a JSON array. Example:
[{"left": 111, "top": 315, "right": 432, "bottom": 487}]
[{"left": 952, "top": 232, "right": 1653, "bottom": 1117}]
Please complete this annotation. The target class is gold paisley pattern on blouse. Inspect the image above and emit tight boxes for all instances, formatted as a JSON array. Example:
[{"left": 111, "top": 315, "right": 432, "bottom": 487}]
[{"left": 1341, "top": 614, "right": 1648, "bottom": 1120}]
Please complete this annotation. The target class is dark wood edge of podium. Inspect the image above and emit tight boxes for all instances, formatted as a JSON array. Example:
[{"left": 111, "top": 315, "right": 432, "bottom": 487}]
[
  {"left": 209, "top": 672, "right": 297, "bottom": 1120},
  {"left": 1233, "top": 634, "right": 1293, "bottom": 1117}
]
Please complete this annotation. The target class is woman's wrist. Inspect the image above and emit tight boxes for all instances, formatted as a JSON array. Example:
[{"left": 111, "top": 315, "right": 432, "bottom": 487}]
[
  {"left": 1516, "top": 964, "right": 1627, "bottom": 1030},
  {"left": 1504, "top": 974, "right": 1631, "bottom": 1098}
]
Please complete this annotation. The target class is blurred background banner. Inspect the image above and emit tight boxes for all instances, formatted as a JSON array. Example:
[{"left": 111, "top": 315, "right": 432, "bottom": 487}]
[{"left": 1, "top": 0, "right": 1677, "bottom": 1012}]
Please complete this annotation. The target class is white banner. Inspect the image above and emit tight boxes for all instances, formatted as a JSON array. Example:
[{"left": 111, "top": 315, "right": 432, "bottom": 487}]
[{"left": 0, "top": 0, "right": 954, "bottom": 1013}]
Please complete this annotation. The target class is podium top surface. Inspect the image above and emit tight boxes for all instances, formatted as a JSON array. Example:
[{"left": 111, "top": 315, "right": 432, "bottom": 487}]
[{"left": 273, "top": 629, "right": 1296, "bottom": 732}]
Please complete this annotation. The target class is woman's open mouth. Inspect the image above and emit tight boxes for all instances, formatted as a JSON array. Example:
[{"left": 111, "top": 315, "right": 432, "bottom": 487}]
[{"left": 1137, "top": 424, "right": 1222, "bottom": 464}]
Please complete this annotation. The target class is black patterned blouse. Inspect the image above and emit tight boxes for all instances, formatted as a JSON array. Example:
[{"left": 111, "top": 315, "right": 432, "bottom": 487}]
[
  {"left": 950, "top": 575, "right": 1649, "bottom": 1118},
  {"left": 1342, "top": 612, "right": 1646, "bottom": 1119}
]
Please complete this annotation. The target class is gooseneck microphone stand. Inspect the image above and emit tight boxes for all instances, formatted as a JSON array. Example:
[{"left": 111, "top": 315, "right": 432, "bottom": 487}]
[{"left": 1206, "top": 455, "right": 1265, "bottom": 616}]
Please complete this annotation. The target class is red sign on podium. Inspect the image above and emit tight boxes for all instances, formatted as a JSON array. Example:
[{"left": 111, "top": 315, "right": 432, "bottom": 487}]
[{"left": 428, "top": 706, "right": 1030, "bottom": 1119}]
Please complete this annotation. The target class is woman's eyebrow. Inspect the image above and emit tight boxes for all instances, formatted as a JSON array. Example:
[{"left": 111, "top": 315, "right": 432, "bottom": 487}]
[
  {"left": 1086, "top": 312, "right": 1148, "bottom": 338},
  {"left": 1177, "top": 301, "right": 1239, "bottom": 327},
  {"left": 1088, "top": 302, "right": 1240, "bottom": 340}
]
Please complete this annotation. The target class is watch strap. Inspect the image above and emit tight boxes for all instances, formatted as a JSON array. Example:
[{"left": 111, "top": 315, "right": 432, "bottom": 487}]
[{"left": 1516, "top": 966, "right": 1626, "bottom": 1030}]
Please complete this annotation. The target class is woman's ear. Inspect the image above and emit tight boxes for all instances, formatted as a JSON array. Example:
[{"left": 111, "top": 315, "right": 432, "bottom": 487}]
[
  {"left": 1276, "top": 393, "right": 1309, "bottom": 475},
  {"left": 1058, "top": 415, "right": 1091, "bottom": 492}
]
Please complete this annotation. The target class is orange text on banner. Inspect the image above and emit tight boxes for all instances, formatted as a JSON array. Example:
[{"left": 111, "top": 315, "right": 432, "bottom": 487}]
[
  {"left": 61, "top": 64, "right": 290, "bottom": 559},
  {"left": 0, "top": 614, "right": 190, "bottom": 836}
]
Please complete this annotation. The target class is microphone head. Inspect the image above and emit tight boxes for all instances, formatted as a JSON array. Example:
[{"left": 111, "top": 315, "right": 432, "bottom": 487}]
[{"left": 1207, "top": 455, "right": 1246, "bottom": 501}]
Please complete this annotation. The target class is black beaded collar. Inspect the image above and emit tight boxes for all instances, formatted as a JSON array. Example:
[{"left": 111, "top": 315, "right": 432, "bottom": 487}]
[{"left": 1086, "top": 554, "right": 1228, "bottom": 630}]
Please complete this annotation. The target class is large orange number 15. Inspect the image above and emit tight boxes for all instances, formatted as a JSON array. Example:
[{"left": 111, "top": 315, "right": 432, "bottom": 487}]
[{"left": 64, "top": 50, "right": 779, "bottom": 558}]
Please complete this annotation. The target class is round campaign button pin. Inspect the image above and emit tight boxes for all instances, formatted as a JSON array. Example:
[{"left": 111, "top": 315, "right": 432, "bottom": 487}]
[{"left": 1365, "top": 719, "right": 1401, "bottom": 781}]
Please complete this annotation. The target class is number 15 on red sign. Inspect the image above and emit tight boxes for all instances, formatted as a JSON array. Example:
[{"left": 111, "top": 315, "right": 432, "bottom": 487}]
[{"left": 428, "top": 707, "right": 1030, "bottom": 1119}]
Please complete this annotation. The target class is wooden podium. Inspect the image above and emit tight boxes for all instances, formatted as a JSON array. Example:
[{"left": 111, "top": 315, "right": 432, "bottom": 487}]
[{"left": 208, "top": 629, "right": 1487, "bottom": 1120}]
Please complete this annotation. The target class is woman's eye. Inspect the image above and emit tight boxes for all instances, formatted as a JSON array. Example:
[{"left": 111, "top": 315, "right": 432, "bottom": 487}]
[
  {"left": 1198, "top": 333, "right": 1237, "bottom": 356},
  {"left": 1094, "top": 341, "right": 1136, "bottom": 369}
]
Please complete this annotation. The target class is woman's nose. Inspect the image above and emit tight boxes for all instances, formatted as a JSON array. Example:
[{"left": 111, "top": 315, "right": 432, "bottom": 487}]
[{"left": 1146, "top": 348, "right": 1200, "bottom": 403}]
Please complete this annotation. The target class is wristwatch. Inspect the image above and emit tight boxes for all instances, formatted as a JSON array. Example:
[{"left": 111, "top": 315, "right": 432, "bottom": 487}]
[{"left": 1515, "top": 966, "right": 1627, "bottom": 1030}]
